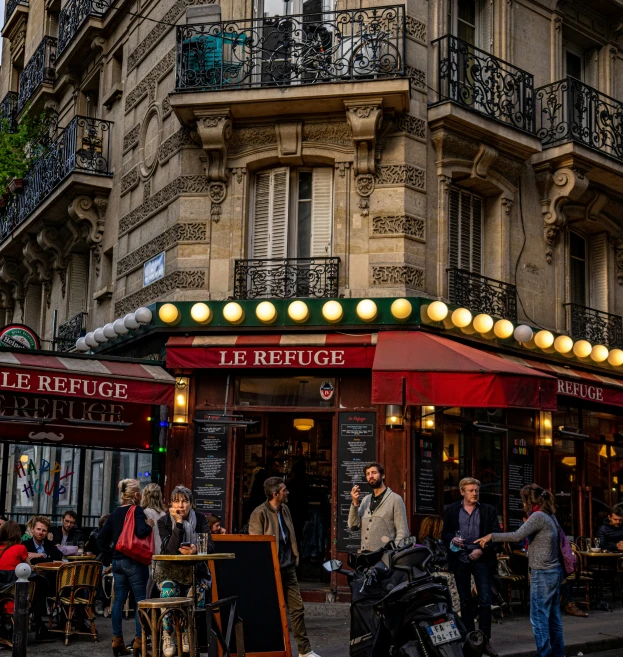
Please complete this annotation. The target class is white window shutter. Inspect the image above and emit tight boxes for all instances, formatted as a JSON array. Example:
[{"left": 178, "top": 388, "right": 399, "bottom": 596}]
[
  {"left": 448, "top": 187, "right": 483, "bottom": 274},
  {"left": 310, "top": 168, "right": 333, "bottom": 257},
  {"left": 24, "top": 284, "right": 42, "bottom": 332},
  {"left": 271, "top": 168, "right": 289, "bottom": 259},
  {"left": 252, "top": 168, "right": 289, "bottom": 259},
  {"left": 448, "top": 188, "right": 461, "bottom": 270},
  {"left": 479, "top": 0, "right": 492, "bottom": 52},
  {"left": 585, "top": 48, "right": 599, "bottom": 88},
  {"left": 590, "top": 232, "right": 608, "bottom": 312},
  {"left": 68, "top": 253, "right": 89, "bottom": 317},
  {"left": 471, "top": 194, "right": 483, "bottom": 274},
  {"left": 252, "top": 171, "right": 271, "bottom": 259}
]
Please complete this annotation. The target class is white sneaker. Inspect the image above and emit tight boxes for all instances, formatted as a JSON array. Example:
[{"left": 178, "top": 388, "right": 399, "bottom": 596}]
[
  {"left": 162, "top": 631, "right": 177, "bottom": 657},
  {"left": 182, "top": 630, "right": 190, "bottom": 653},
  {"left": 300, "top": 652, "right": 321, "bottom": 657}
]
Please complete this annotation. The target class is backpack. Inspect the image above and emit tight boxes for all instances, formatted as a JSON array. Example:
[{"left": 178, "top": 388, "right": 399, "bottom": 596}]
[{"left": 551, "top": 515, "right": 576, "bottom": 576}]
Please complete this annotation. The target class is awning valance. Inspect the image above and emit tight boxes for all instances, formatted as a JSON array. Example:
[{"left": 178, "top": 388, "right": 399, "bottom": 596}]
[
  {"left": 0, "top": 351, "right": 175, "bottom": 405},
  {"left": 372, "top": 332, "right": 557, "bottom": 410}
]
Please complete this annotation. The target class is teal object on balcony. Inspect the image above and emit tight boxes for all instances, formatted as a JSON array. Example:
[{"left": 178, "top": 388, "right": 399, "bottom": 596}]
[{"left": 184, "top": 31, "right": 248, "bottom": 86}]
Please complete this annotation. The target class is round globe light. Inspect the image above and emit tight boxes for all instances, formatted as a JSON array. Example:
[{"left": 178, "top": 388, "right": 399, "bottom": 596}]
[
  {"left": 391, "top": 298, "right": 412, "bottom": 320},
  {"left": 573, "top": 339, "right": 592, "bottom": 358},
  {"left": 554, "top": 335, "right": 573, "bottom": 354},
  {"left": 534, "top": 330, "right": 554, "bottom": 349},
  {"left": 473, "top": 314, "right": 494, "bottom": 334},
  {"left": 514, "top": 325, "right": 533, "bottom": 343},
  {"left": 134, "top": 307, "right": 153, "bottom": 325},
  {"left": 113, "top": 318, "right": 129, "bottom": 335},
  {"left": 356, "top": 299, "right": 377, "bottom": 322},
  {"left": 223, "top": 302, "right": 244, "bottom": 324},
  {"left": 103, "top": 323, "right": 117, "bottom": 340},
  {"left": 288, "top": 300, "right": 309, "bottom": 323},
  {"left": 591, "top": 344, "right": 609, "bottom": 363},
  {"left": 84, "top": 332, "right": 98, "bottom": 348},
  {"left": 75, "top": 337, "right": 89, "bottom": 352},
  {"left": 158, "top": 304, "right": 179, "bottom": 324},
  {"left": 256, "top": 301, "right": 277, "bottom": 324},
  {"left": 608, "top": 349, "right": 623, "bottom": 367},
  {"left": 451, "top": 308, "right": 472, "bottom": 328},
  {"left": 124, "top": 313, "right": 140, "bottom": 330},
  {"left": 190, "top": 303, "right": 212, "bottom": 324},
  {"left": 427, "top": 301, "right": 448, "bottom": 322},
  {"left": 94, "top": 328, "right": 108, "bottom": 344},
  {"left": 322, "top": 300, "right": 343, "bottom": 323},
  {"left": 493, "top": 319, "right": 514, "bottom": 339}
]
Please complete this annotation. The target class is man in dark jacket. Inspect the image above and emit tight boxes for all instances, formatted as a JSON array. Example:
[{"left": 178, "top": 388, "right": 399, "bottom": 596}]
[
  {"left": 597, "top": 506, "right": 623, "bottom": 552},
  {"left": 51, "top": 510, "right": 83, "bottom": 547},
  {"left": 23, "top": 515, "right": 63, "bottom": 562},
  {"left": 442, "top": 478, "right": 501, "bottom": 657}
]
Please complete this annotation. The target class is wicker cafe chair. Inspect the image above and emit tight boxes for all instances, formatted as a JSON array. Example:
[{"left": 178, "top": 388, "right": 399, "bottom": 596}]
[
  {"left": 566, "top": 545, "right": 592, "bottom": 610},
  {"left": 0, "top": 581, "right": 36, "bottom": 648},
  {"left": 47, "top": 561, "right": 102, "bottom": 645},
  {"left": 497, "top": 547, "right": 527, "bottom": 612}
]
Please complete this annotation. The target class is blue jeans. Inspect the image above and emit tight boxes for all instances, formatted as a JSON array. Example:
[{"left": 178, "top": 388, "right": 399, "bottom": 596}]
[
  {"left": 453, "top": 558, "right": 492, "bottom": 639},
  {"left": 530, "top": 566, "right": 564, "bottom": 657},
  {"left": 112, "top": 557, "right": 149, "bottom": 639}
]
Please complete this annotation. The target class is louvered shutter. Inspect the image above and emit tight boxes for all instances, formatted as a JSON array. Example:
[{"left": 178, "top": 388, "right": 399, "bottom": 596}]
[
  {"left": 448, "top": 187, "right": 483, "bottom": 273},
  {"left": 252, "top": 171, "right": 271, "bottom": 259},
  {"left": 585, "top": 48, "right": 599, "bottom": 88},
  {"left": 479, "top": 0, "right": 492, "bottom": 52},
  {"left": 252, "top": 168, "right": 290, "bottom": 259},
  {"left": 310, "top": 168, "right": 333, "bottom": 257},
  {"left": 24, "top": 284, "right": 42, "bottom": 332},
  {"left": 590, "top": 232, "right": 608, "bottom": 312},
  {"left": 68, "top": 253, "right": 89, "bottom": 317}
]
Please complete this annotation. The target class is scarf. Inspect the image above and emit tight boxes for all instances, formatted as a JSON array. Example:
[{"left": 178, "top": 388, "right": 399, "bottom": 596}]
[{"left": 182, "top": 509, "right": 198, "bottom": 545}]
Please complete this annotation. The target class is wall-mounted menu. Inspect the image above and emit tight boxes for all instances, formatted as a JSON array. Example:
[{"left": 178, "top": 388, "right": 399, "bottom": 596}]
[
  {"left": 193, "top": 417, "right": 228, "bottom": 520},
  {"left": 507, "top": 434, "right": 534, "bottom": 530},
  {"left": 337, "top": 412, "right": 376, "bottom": 551},
  {"left": 414, "top": 434, "right": 439, "bottom": 514}
]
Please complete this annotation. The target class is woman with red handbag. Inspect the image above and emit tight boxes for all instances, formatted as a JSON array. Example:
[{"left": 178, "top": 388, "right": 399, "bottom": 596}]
[{"left": 98, "top": 479, "right": 154, "bottom": 656}]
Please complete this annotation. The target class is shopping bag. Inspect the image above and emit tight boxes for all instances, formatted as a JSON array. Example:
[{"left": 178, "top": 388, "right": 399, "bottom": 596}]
[{"left": 115, "top": 505, "right": 154, "bottom": 565}]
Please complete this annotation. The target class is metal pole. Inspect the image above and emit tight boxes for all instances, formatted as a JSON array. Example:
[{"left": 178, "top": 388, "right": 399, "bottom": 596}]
[{"left": 12, "top": 563, "right": 31, "bottom": 657}]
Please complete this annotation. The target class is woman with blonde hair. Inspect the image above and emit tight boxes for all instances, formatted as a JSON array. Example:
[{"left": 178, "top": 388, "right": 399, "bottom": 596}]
[
  {"left": 97, "top": 479, "right": 153, "bottom": 656},
  {"left": 141, "top": 483, "right": 167, "bottom": 555}
]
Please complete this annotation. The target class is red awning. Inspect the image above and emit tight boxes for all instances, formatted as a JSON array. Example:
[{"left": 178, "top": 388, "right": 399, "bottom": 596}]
[
  {"left": 0, "top": 351, "right": 175, "bottom": 405},
  {"left": 372, "top": 332, "right": 557, "bottom": 410}
]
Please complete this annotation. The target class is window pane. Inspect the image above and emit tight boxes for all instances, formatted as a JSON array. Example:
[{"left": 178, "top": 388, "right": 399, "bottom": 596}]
[
  {"left": 570, "top": 232, "right": 586, "bottom": 306},
  {"left": 297, "top": 172, "right": 313, "bottom": 258},
  {"left": 473, "top": 431, "right": 503, "bottom": 522},
  {"left": 458, "top": 0, "right": 476, "bottom": 25},
  {"left": 566, "top": 51, "right": 582, "bottom": 80}
]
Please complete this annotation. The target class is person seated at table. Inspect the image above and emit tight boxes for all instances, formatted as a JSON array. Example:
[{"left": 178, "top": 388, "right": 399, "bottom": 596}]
[
  {"left": 207, "top": 514, "right": 226, "bottom": 535},
  {"left": 23, "top": 516, "right": 63, "bottom": 563},
  {"left": 51, "top": 510, "right": 83, "bottom": 553},
  {"left": 156, "top": 485, "right": 215, "bottom": 657},
  {"left": 597, "top": 506, "right": 623, "bottom": 552}
]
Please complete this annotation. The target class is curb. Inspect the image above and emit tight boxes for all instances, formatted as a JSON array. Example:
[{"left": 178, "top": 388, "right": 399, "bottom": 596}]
[{"left": 499, "top": 634, "right": 623, "bottom": 657}]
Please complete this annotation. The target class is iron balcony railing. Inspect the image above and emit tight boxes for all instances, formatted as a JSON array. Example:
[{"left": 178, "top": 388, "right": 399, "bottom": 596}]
[
  {"left": 564, "top": 303, "right": 623, "bottom": 349},
  {"left": 0, "top": 92, "right": 18, "bottom": 133},
  {"left": 58, "top": 0, "right": 109, "bottom": 56},
  {"left": 536, "top": 76, "right": 623, "bottom": 163},
  {"left": 0, "top": 116, "right": 113, "bottom": 243},
  {"left": 55, "top": 311, "right": 88, "bottom": 352},
  {"left": 234, "top": 257, "right": 340, "bottom": 299},
  {"left": 176, "top": 5, "right": 405, "bottom": 91},
  {"left": 5, "top": 0, "right": 28, "bottom": 24},
  {"left": 18, "top": 36, "right": 57, "bottom": 113},
  {"left": 448, "top": 267, "right": 518, "bottom": 322},
  {"left": 432, "top": 34, "right": 535, "bottom": 133}
]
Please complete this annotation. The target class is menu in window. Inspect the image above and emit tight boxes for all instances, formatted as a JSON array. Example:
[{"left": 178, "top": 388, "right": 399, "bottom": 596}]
[
  {"left": 193, "top": 423, "right": 229, "bottom": 520},
  {"left": 337, "top": 412, "right": 376, "bottom": 551},
  {"left": 507, "top": 435, "right": 534, "bottom": 530},
  {"left": 414, "top": 434, "right": 439, "bottom": 514}
]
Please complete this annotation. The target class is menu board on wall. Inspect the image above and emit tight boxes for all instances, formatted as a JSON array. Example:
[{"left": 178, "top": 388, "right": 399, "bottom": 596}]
[
  {"left": 193, "top": 420, "right": 229, "bottom": 520},
  {"left": 507, "top": 434, "right": 534, "bottom": 530},
  {"left": 337, "top": 412, "right": 376, "bottom": 551},
  {"left": 414, "top": 434, "right": 439, "bottom": 514}
]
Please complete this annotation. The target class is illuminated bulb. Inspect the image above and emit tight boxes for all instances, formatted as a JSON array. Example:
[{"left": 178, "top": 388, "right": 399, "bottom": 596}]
[
  {"left": 391, "top": 298, "right": 413, "bottom": 320},
  {"left": 554, "top": 335, "right": 573, "bottom": 354},
  {"left": 256, "top": 301, "right": 277, "bottom": 324},
  {"left": 288, "top": 300, "right": 309, "bottom": 323},
  {"left": 190, "top": 303, "right": 212, "bottom": 324},
  {"left": 158, "top": 303, "right": 179, "bottom": 324},
  {"left": 493, "top": 319, "right": 514, "bottom": 339},
  {"left": 608, "top": 349, "right": 623, "bottom": 366},
  {"left": 451, "top": 308, "right": 472, "bottom": 328},
  {"left": 427, "top": 301, "right": 448, "bottom": 322},
  {"left": 534, "top": 330, "right": 554, "bottom": 349},
  {"left": 573, "top": 339, "right": 592, "bottom": 358},
  {"left": 356, "top": 299, "right": 377, "bottom": 322},
  {"left": 176, "top": 394, "right": 186, "bottom": 406},
  {"left": 591, "top": 344, "right": 609, "bottom": 363},
  {"left": 322, "top": 300, "right": 343, "bottom": 323},
  {"left": 514, "top": 325, "right": 533, "bottom": 343},
  {"left": 223, "top": 302, "right": 244, "bottom": 324},
  {"left": 473, "top": 314, "right": 494, "bottom": 334}
]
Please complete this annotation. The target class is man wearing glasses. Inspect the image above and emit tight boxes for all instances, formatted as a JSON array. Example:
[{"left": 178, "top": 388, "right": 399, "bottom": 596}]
[{"left": 51, "top": 509, "right": 83, "bottom": 548}]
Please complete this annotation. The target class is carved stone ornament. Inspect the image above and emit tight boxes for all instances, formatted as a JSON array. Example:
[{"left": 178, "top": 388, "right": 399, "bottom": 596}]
[
  {"left": 37, "top": 222, "right": 80, "bottom": 298},
  {"left": 345, "top": 99, "right": 383, "bottom": 178},
  {"left": 68, "top": 196, "right": 107, "bottom": 276},
  {"left": 355, "top": 174, "right": 375, "bottom": 217},
  {"left": 0, "top": 258, "right": 25, "bottom": 313},
  {"left": 22, "top": 237, "right": 53, "bottom": 308},
  {"left": 208, "top": 182, "right": 227, "bottom": 223},
  {"left": 195, "top": 110, "right": 232, "bottom": 183}
]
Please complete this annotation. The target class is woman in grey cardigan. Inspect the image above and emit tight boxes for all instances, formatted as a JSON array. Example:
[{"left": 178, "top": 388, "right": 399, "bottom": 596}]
[{"left": 476, "top": 484, "right": 563, "bottom": 657}]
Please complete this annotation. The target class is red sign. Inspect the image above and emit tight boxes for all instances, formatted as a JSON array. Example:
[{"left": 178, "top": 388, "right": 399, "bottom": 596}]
[{"left": 167, "top": 346, "right": 375, "bottom": 369}]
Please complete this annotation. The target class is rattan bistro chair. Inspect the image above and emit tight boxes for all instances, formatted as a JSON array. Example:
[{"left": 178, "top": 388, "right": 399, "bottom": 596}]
[{"left": 47, "top": 561, "right": 102, "bottom": 645}]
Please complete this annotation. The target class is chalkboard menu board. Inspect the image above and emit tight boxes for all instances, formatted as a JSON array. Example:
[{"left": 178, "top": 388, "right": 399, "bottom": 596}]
[
  {"left": 507, "top": 434, "right": 534, "bottom": 530},
  {"left": 337, "top": 411, "right": 376, "bottom": 551},
  {"left": 193, "top": 418, "right": 229, "bottom": 520},
  {"left": 414, "top": 434, "right": 439, "bottom": 514}
]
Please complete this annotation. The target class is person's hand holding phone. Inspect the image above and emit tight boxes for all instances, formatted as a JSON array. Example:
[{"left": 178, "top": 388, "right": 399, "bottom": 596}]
[{"left": 178, "top": 542, "right": 196, "bottom": 555}]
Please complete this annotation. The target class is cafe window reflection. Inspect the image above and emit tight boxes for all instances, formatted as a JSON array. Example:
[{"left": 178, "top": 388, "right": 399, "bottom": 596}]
[{"left": 443, "top": 410, "right": 470, "bottom": 507}]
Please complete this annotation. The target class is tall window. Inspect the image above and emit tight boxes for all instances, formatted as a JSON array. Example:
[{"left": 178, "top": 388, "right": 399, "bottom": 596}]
[
  {"left": 448, "top": 0, "right": 490, "bottom": 49},
  {"left": 564, "top": 42, "right": 599, "bottom": 87},
  {"left": 569, "top": 231, "right": 608, "bottom": 311},
  {"left": 448, "top": 187, "right": 483, "bottom": 274},
  {"left": 256, "top": 0, "right": 332, "bottom": 18}
]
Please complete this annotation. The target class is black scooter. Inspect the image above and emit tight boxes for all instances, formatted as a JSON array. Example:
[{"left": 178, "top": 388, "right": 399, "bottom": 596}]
[{"left": 324, "top": 541, "right": 485, "bottom": 657}]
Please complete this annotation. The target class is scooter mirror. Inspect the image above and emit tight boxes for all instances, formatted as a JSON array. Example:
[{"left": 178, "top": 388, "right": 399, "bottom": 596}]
[{"left": 322, "top": 559, "right": 343, "bottom": 572}]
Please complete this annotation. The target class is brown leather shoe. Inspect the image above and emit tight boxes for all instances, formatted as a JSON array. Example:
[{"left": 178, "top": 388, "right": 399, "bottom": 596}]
[
  {"left": 565, "top": 601, "right": 588, "bottom": 617},
  {"left": 132, "top": 636, "right": 142, "bottom": 656},
  {"left": 112, "top": 636, "right": 131, "bottom": 656}
]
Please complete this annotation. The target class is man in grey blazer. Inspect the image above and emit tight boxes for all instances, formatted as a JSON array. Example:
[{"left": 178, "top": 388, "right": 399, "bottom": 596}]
[{"left": 348, "top": 462, "right": 409, "bottom": 552}]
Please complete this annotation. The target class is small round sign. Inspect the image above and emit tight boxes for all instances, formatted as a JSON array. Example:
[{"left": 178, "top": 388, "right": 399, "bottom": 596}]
[
  {"left": 0, "top": 324, "right": 41, "bottom": 350},
  {"left": 320, "top": 381, "right": 334, "bottom": 401}
]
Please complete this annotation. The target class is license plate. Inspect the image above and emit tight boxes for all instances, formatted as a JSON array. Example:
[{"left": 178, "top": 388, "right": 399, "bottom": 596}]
[{"left": 426, "top": 620, "right": 461, "bottom": 646}]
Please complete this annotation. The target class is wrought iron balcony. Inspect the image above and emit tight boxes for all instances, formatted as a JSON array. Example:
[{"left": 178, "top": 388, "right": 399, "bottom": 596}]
[
  {"left": 234, "top": 257, "right": 340, "bottom": 299},
  {"left": 0, "top": 92, "right": 18, "bottom": 133},
  {"left": 447, "top": 267, "right": 517, "bottom": 322},
  {"left": 536, "top": 77, "right": 623, "bottom": 163},
  {"left": 55, "top": 312, "right": 88, "bottom": 352},
  {"left": 5, "top": 0, "right": 28, "bottom": 25},
  {"left": 564, "top": 303, "right": 623, "bottom": 349},
  {"left": 0, "top": 116, "right": 113, "bottom": 243},
  {"left": 18, "top": 37, "right": 57, "bottom": 113},
  {"left": 176, "top": 5, "right": 405, "bottom": 91},
  {"left": 58, "top": 0, "right": 109, "bottom": 56},
  {"left": 432, "top": 34, "right": 535, "bottom": 133}
]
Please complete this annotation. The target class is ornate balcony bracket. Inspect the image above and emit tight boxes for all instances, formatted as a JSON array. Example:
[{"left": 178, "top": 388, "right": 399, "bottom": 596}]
[
  {"left": 68, "top": 195, "right": 107, "bottom": 276},
  {"left": 37, "top": 222, "right": 79, "bottom": 297},
  {"left": 22, "top": 236, "right": 53, "bottom": 307}
]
